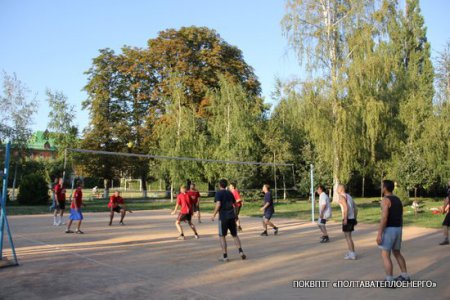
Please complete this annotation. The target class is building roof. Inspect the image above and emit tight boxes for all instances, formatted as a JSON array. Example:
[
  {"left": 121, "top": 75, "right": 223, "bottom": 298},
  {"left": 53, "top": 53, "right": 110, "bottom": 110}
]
[{"left": 27, "top": 130, "right": 57, "bottom": 151}]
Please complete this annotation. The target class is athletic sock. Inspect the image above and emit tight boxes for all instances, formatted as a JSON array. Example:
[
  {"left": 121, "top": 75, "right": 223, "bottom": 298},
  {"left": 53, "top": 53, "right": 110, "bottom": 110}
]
[
  {"left": 223, "top": 253, "right": 228, "bottom": 259},
  {"left": 385, "top": 276, "right": 394, "bottom": 281}
]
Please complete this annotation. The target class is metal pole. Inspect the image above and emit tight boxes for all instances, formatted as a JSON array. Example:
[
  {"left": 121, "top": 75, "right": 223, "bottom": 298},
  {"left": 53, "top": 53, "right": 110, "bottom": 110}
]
[
  {"left": 310, "top": 164, "right": 315, "bottom": 223},
  {"left": 273, "top": 152, "right": 277, "bottom": 203}
]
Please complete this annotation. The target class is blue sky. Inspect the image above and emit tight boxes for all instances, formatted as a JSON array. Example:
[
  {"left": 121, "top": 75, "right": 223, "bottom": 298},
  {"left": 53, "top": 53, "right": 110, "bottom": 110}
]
[{"left": 1, "top": 0, "right": 449, "bottom": 132}]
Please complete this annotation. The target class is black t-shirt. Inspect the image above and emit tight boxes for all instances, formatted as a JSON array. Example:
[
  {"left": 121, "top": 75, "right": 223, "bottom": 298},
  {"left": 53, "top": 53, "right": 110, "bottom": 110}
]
[
  {"left": 264, "top": 192, "right": 274, "bottom": 214},
  {"left": 215, "top": 189, "right": 236, "bottom": 220},
  {"left": 386, "top": 195, "right": 403, "bottom": 227}
]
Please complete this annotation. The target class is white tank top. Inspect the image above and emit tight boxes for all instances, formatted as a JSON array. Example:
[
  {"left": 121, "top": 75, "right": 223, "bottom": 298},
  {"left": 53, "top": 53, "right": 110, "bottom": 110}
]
[{"left": 345, "top": 193, "right": 355, "bottom": 219}]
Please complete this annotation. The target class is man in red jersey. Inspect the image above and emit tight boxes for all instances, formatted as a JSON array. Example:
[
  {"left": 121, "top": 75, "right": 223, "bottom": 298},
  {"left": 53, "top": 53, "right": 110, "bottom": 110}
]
[
  {"left": 229, "top": 183, "right": 243, "bottom": 231},
  {"left": 66, "top": 181, "right": 85, "bottom": 234},
  {"left": 53, "top": 178, "right": 66, "bottom": 226},
  {"left": 108, "top": 190, "right": 127, "bottom": 226},
  {"left": 187, "top": 183, "right": 201, "bottom": 223},
  {"left": 171, "top": 185, "right": 199, "bottom": 240}
]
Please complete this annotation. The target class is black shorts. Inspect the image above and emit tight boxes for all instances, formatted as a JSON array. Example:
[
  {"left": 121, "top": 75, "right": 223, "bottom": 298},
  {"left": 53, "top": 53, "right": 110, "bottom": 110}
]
[
  {"left": 112, "top": 206, "right": 123, "bottom": 213},
  {"left": 235, "top": 206, "right": 241, "bottom": 218},
  {"left": 57, "top": 201, "right": 66, "bottom": 210},
  {"left": 218, "top": 218, "right": 237, "bottom": 237},
  {"left": 178, "top": 213, "right": 192, "bottom": 222},
  {"left": 342, "top": 219, "right": 357, "bottom": 232},
  {"left": 264, "top": 211, "right": 273, "bottom": 220},
  {"left": 443, "top": 213, "right": 450, "bottom": 226},
  {"left": 193, "top": 204, "right": 200, "bottom": 212}
]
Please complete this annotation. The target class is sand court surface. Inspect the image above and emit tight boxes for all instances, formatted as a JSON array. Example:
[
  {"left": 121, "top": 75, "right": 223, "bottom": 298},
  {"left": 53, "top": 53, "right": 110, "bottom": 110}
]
[{"left": 0, "top": 210, "right": 449, "bottom": 299}]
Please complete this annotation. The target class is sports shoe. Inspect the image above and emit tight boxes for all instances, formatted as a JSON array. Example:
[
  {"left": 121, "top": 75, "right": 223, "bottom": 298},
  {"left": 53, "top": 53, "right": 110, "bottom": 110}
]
[
  {"left": 273, "top": 227, "right": 279, "bottom": 235},
  {"left": 260, "top": 231, "right": 268, "bottom": 236},
  {"left": 75, "top": 230, "right": 84, "bottom": 234},
  {"left": 344, "top": 252, "right": 357, "bottom": 260},
  {"left": 240, "top": 252, "right": 247, "bottom": 260},
  {"left": 395, "top": 275, "right": 411, "bottom": 282},
  {"left": 119, "top": 222, "right": 125, "bottom": 226},
  {"left": 65, "top": 229, "right": 74, "bottom": 234},
  {"left": 194, "top": 234, "right": 200, "bottom": 239},
  {"left": 177, "top": 235, "right": 185, "bottom": 240},
  {"left": 439, "top": 240, "right": 449, "bottom": 245},
  {"left": 218, "top": 257, "right": 229, "bottom": 262},
  {"left": 320, "top": 236, "right": 329, "bottom": 243}
]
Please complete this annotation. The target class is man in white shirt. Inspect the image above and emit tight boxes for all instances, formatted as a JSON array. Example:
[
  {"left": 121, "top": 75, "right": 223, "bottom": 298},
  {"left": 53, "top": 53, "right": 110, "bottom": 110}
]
[
  {"left": 317, "top": 185, "right": 331, "bottom": 243},
  {"left": 338, "top": 184, "right": 358, "bottom": 260}
]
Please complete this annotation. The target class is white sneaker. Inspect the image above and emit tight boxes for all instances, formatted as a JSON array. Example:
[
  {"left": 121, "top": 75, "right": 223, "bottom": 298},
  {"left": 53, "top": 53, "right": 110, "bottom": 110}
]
[
  {"left": 218, "top": 257, "right": 229, "bottom": 262},
  {"left": 345, "top": 252, "right": 357, "bottom": 260}
]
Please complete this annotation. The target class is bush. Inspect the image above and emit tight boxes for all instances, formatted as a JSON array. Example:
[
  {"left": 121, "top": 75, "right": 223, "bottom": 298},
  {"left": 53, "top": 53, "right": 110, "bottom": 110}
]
[{"left": 17, "top": 173, "right": 50, "bottom": 205}]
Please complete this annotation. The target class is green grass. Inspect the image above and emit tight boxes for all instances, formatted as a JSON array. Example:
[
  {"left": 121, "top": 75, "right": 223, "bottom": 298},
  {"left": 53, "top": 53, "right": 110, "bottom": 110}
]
[{"left": 5, "top": 197, "right": 446, "bottom": 228}]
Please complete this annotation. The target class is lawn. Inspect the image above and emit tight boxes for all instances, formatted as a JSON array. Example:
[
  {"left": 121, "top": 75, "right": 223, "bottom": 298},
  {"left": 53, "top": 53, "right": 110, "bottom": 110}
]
[{"left": 5, "top": 196, "right": 447, "bottom": 228}]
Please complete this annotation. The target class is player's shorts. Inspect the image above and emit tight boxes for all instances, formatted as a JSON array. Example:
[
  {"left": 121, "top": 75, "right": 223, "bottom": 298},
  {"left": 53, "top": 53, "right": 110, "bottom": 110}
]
[
  {"left": 218, "top": 218, "right": 238, "bottom": 237},
  {"left": 379, "top": 226, "right": 402, "bottom": 251},
  {"left": 69, "top": 208, "right": 83, "bottom": 221},
  {"left": 342, "top": 218, "right": 357, "bottom": 232},
  {"left": 193, "top": 204, "right": 200, "bottom": 212},
  {"left": 235, "top": 206, "right": 241, "bottom": 218},
  {"left": 56, "top": 201, "right": 66, "bottom": 210},
  {"left": 318, "top": 218, "right": 327, "bottom": 225},
  {"left": 442, "top": 213, "right": 450, "bottom": 226},
  {"left": 111, "top": 206, "right": 123, "bottom": 213},
  {"left": 177, "top": 213, "right": 192, "bottom": 222},
  {"left": 263, "top": 211, "right": 273, "bottom": 220}
]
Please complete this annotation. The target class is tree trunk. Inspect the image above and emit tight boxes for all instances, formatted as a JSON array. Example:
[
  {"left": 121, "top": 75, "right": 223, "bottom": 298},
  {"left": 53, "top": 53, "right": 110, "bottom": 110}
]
[
  {"left": 141, "top": 174, "right": 147, "bottom": 199},
  {"left": 11, "top": 161, "right": 18, "bottom": 201},
  {"left": 103, "top": 179, "right": 110, "bottom": 199},
  {"left": 362, "top": 175, "right": 365, "bottom": 198},
  {"left": 170, "top": 183, "right": 174, "bottom": 203}
]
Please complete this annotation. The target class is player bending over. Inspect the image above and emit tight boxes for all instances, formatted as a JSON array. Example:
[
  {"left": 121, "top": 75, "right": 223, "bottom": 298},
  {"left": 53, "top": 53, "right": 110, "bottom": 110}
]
[
  {"left": 108, "top": 190, "right": 128, "bottom": 226},
  {"left": 377, "top": 180, "right": 410, "bottom": 282},
  {"left": 211, "top": 179, "right": 246, "bottom": 262},
  {"left": 229, "top": 183, "right": 243, "bottom": 231},
  {"left": 260, "top": 184, "right": 278, "bottom": 236},
  {"left": 338, "top": 184, "right": 357, "bottom": 260},
  {"left": 187, "top": 183, "right": 201, "bottom": 223},
  {"left": 66, "top": 181, "right": 85, "bottom": 234},
  {"left": 317, "top": 185, "right": 331, "bottom": 243},
  {"left": 171, "top": 185, "right": 199, "bottom": 240}
]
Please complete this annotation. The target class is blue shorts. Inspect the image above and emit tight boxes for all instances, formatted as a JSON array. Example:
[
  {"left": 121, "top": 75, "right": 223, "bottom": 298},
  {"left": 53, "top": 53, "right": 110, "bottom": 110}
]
[
  {"left": 70, "top": 208, "right": 84, "bottom": 221},
  {"left": 379, "top": 227, "right": 402, "bottom": 251}
]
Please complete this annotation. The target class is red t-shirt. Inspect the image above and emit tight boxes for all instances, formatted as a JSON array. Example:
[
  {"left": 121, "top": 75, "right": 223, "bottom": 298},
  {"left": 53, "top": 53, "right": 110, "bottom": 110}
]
[
  {"left": 54, "top": 183, "right": 63, "bottom": 202},
  {"left": 232, "top": 189, "right": 242, "bottom": 207},
  {"left": 187, "top": 190, "right": 200, "bottom": 206},
  {"left": 108, "top": 196, "right": 124, "bottom": 208},
  {"left": 177, "top": 193, "right": 192, "bottom": 215},
  {"left": 71, "top": 188, "right": 83, "bottom": 209},
  {"left": 60, "top": 190, "right": 66, "bottom": 202}
]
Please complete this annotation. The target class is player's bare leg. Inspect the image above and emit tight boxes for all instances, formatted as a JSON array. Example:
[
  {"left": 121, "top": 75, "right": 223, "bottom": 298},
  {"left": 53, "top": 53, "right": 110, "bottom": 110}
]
[
  {"left": 381, "top": 250, "right": 394, "bottom": 279},
  {"left": 440, "top": 225, "right": 449, "bottom": 245},
  {"left": 175, "top": 220, "right": 184, "bottom": 240},
  {"left": 119, "top": 209, "right": 126, "bottom": 224},
  {"left": 232, "top": 235, "right": 246, "bottom": 260},
  {"left": 188, "top": 221, "right": 199, "bottom": 238},
  {"left": 219, "top": 236, "right": 228, "bottom": 262},
  {"left": 109, "top": 210, "right": 114, "bottom": 226}
]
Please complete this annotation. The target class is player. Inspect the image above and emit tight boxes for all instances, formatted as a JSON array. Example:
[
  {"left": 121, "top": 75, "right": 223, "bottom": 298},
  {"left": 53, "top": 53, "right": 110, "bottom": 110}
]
[
  {"left": 108, "top": 190, "right": 127, "bottom": 226},
  {"left": 211, "top": 179, "right": 246, "bottom": 262},
  {"left": 66, "top": 181, "right": 85, "bottom": 234},
  {"left": 337, "top": 184, "right": 357, "bottom": 260},
  {"left": 377, "top": 180, "right": 410, "bottom": 282},
  {"left": 229, "top": 183, "right": 243, "bottom": 231},
  {"left": 171, "top": 185, "right": 199, "bottom": 240},
  {"left": 260, "top": 184, "right": 279, "bottom": 236},
  {"left": 187, "top": 183, "right": 201, "bottom": 223},
  {"left": 439, "top": 192, "right": 450, "bottom": 245},
  {"left": 53, "top": 178, "right": 65, "bottom": 226},
  {"left": 317, "top": 185, "right": 331, "bottom": 243}
]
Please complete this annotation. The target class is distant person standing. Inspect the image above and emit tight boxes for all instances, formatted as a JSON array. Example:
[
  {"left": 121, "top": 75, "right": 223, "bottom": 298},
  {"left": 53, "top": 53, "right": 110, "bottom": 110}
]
[
  {"left": 377, "top": 180, "right": 410, "bottom": 282},
  {"left": 66, "top": 181, "right": 85, "bottom": 234},
  {"left": 439, "top": 184, "right": 450, "bottom": 245},
  {"left": 108, "top": 190, "right": 127, "bottom": 226},
  {"left": 338, "top": 184, "right": 357, "bottom": 260},
  {"left": 211, "top": 179, "right": 246, "bottom": 262},
  {"left": 53, "top": 178, "right": 65, "bottom": 226},
  {"left": 229, "top": 183, "right": 243, "bottom": 231},
  {"left": 260, "top": 184, "right": 278, "bottom": 236},
  {"left": 317, "top": 185, "right": 331, "bottom": 243},
  {"left": 187, "top": 183, "right": 201, "bottom": 223}
]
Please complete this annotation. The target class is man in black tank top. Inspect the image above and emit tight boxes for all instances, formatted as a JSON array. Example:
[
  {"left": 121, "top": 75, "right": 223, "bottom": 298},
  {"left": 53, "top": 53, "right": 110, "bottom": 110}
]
[
  {"left": 377, "top": 180, "right": 410, "bottom": 283},
  {"left": 439, "top": 183, "right": 450, "bottom": 245}
]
